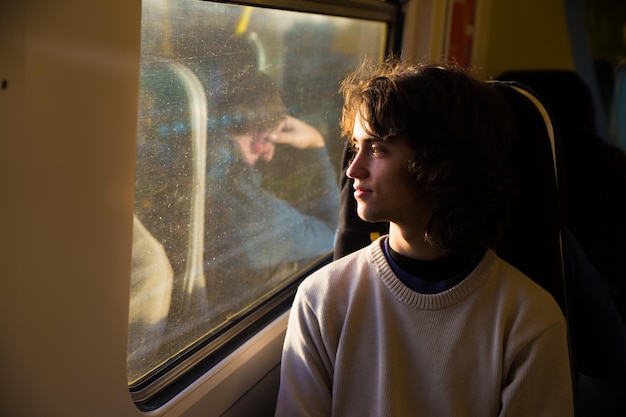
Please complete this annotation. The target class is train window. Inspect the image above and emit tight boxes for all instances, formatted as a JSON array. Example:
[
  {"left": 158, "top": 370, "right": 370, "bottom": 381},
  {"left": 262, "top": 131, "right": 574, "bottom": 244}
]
[
  {"left": 128, "top": 0, "right": 390, "bottom": 403},
  {"left": 583, "top": 0, "right": 626, "bottom": 149}
]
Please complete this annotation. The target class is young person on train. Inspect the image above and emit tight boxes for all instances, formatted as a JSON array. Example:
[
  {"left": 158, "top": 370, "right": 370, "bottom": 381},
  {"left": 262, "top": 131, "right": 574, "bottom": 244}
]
[
  {"left": 275, "top": 60, "right": 574, "bottom": 416},
  {"left": 204, "top": 66, "right": 339, "bottom": 306}
]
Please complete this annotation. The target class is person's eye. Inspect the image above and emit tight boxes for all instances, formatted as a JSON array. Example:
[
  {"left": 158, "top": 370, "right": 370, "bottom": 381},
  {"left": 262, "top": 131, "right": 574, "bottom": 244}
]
[{"left": 370, "top": 144, "right": 384, "bottom": 156}]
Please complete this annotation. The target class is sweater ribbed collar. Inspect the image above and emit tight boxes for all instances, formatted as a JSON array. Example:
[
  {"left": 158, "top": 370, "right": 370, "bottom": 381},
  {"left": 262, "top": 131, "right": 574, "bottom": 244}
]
[{"left": 369, "top": 237, "right": 496, "bottom": 310}]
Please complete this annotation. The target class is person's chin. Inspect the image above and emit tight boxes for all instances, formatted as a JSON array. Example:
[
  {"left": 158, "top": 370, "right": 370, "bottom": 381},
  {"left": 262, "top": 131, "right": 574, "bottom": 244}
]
[{"left": 357, "top": 207, "right": 384, "bottom": 223}]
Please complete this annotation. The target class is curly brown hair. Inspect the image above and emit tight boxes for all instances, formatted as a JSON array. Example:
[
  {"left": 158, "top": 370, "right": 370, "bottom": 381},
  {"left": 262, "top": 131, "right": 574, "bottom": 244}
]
[
  {"left": 340, "top": 59, "right": 515, "bottom": 252},
  {"left": 213, "top": 66, "right": 287, "bottom": 136}
]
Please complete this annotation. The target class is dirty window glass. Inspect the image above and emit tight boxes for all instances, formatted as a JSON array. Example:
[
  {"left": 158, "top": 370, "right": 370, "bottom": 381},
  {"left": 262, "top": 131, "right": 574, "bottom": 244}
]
[{"left": 128, "top": 0, "right": 386, "bottom": 387}]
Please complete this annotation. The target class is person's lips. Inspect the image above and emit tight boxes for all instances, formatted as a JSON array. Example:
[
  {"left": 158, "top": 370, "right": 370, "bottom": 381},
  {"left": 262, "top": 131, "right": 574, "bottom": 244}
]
[{"left": 353, "top": 183, "right": 372, "bottom": 199}]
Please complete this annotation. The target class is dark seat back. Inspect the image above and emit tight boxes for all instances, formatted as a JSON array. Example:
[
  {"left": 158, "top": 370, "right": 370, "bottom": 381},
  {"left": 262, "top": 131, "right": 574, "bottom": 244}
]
[
  {"left": 498, "top": 70, "right": 626, "bottom": 323},
  {"left": 498, "top": 71, "right": 626, "bottom": 416},
  {"left": 490, "top": 81, "right": 569, "bottom": 315},
  {"left": 498, "top": 70, "right": 596, "bottom": 137}
]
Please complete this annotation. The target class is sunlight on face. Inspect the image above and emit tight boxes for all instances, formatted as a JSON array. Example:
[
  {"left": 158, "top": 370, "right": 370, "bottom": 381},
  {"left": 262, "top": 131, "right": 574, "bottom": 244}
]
[{"left": 347, "top": 114, "right": 428, "bottom": 228}]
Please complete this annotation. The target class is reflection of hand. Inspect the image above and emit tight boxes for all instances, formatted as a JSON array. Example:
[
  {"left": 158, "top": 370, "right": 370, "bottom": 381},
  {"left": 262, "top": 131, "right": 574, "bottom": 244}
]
[
  {"left": 269, "top": 115, "right": 324, "bottom": 149},
  {"left": 232, "top": 131, "right": 276, "bottom": 165}
]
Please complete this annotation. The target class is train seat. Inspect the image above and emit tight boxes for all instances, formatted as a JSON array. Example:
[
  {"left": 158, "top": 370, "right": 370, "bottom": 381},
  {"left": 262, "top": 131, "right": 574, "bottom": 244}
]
[
  {"left": 497, "top": 69, "right": 626, "bottom": 417},
  {"left": 131, "top": 58, "right": 212, "bottom": 388},
  {"left": 497, "top": 70, "right": 596, "bottom": 138},
  {"left": 488, "top": 80, "right": 569, "bottom": 313},
  {"left": 497, "top": 70, "right": 626, "bottom": 321}
]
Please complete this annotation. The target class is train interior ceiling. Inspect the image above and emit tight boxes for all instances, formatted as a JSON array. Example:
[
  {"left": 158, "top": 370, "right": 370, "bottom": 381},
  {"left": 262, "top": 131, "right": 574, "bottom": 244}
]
[{"left": 1, "top": 0, "right": 625, "bottom": 416}]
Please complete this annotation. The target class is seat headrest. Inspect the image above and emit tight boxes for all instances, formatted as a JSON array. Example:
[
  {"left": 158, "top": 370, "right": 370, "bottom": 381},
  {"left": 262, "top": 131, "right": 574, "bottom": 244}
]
[
  {"left": 498, "top": 70, "right": 596, "bottom": 138},
  {"left": 490, "top": 81, "right": 567, "bottom": 314}
]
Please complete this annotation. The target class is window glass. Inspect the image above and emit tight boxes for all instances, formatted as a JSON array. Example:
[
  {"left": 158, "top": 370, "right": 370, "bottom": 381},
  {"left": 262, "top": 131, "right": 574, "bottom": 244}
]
[
  {"left": 584, "top": 0, "right": 626, "bottom": 148},
  {"left": 128, "top": 0, "right": 386, "bottom": 386}
]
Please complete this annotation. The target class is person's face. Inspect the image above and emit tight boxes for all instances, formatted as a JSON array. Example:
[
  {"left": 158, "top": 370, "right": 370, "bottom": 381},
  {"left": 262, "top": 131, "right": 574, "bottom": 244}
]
[
  {"left": 232, "top": 127, "right": 278, "bottom": 165},
  {"left": 346, "top": 114, "right": 428, "bottom": 227}
]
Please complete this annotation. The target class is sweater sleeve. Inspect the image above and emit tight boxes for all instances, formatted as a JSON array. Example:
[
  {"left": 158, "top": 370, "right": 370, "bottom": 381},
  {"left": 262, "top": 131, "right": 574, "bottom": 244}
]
[
  {"left": 499, "top": 317, "right": 574, "bottom": 417},
  {"left": 275, "top": 285, "right": 334, "bottom": 417},
  {"left": 259, "top": 146, "right": 340, "bottom": 230},
  {"left": 206, "top": 144, "right": 339, "bottom": 270}
]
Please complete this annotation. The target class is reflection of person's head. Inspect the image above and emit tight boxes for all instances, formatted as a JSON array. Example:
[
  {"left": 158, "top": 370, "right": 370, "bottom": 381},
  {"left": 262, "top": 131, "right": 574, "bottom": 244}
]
[
  {"left": 340, "top": 60, "right": 515, "bottom": 253},
  {"left": 215, "top": 67, "right": 287, "bottom": 165}
]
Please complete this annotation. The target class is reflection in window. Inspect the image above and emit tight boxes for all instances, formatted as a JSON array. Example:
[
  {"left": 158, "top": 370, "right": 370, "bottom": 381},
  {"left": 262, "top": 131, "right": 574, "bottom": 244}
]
[{"left": 128, "top": 0, "right": 386, "bottom": 387}]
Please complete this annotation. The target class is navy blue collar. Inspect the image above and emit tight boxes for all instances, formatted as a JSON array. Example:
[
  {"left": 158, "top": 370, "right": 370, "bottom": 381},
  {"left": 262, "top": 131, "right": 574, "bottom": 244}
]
[{"left": 382, "top": 237, "right": 484, "bottom": 294}]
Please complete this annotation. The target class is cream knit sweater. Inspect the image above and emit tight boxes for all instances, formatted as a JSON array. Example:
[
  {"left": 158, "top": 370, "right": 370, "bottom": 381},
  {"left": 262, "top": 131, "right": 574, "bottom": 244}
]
[{"left": 276, "top": 237, "right": 574, "bottom": 417}]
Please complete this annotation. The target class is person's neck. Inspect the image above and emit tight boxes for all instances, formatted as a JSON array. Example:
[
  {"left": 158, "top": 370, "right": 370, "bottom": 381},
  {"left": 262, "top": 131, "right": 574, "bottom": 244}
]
[{"left": 388, "top": 222, "right": 447, "bottom": 261}]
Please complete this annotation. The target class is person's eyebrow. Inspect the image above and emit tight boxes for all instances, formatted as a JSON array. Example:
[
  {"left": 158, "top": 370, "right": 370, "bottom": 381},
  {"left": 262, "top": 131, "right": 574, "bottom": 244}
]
[{"left": 351, "top": 135, "right": 383, "bottom": 146}]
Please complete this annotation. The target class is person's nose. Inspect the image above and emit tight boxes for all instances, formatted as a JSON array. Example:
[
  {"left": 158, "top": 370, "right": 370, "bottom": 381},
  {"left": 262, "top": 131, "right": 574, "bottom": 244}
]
[
  {"left": 251, "top": 134, "right": 266, "bottom": 154},
  {"left": 346, "top": 149, "right": 368, "bottom": 180}
]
